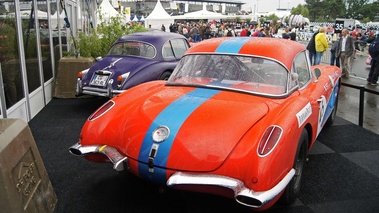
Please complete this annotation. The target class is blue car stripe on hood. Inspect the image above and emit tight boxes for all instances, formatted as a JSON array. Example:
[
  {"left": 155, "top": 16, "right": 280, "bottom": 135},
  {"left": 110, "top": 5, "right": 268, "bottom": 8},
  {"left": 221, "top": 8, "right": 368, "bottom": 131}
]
[
  {"left": 138, "top": 88, "right": 220, "bottom": 183},
  {"left": 215, "top": 37, "right": 251, "bottom": 53}
]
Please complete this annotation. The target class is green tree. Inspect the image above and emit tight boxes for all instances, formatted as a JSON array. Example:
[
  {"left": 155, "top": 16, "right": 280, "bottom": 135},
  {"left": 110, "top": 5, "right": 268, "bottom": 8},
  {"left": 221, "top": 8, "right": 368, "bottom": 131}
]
[
  {"left": 291, "top": 4, "right": 310, "bottom": 18},
  {"left": 71, "top": 15, "right": 147, "bottom": 58},
  {"left": 305, "top": 0, "right": 325, "bottom": 21},
  {"left": 323, "top": 0, "right": 346, "bottom": 20},
  {"left": 354, "top": 0, "right": 379, "bottom": 21},
  {"left": 265, "top": 13, "right": 280, "bottom": 26},
  {"left": 346, "top": 0, "right": 369, "bottom": 19},
  {"left": 305, "top": 0, "right": 379, "bottom": 21}
]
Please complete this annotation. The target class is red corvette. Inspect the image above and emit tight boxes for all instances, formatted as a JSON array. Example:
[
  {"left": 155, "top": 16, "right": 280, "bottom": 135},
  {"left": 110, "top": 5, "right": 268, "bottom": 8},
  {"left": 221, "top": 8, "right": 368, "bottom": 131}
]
[{"left": 69, "top": 37, "right": 341, "bottom": 210}]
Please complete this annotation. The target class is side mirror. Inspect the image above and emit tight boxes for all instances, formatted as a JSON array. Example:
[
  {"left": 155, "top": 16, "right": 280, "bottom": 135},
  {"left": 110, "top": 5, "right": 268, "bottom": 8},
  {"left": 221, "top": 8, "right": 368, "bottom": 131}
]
[
  {"left": 95, "top": 56, "right": 103, "bottom": 61},
  {"left": 313, "top": 68, "right": 321, "bottom": 80}
]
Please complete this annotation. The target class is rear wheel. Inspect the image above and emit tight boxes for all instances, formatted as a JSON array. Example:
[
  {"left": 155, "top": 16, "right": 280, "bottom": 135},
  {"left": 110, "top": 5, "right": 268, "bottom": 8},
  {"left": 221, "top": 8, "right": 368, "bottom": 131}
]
[
  {"left": 159, "top": 71, "right": 172, "bottom": 80},
  {"left": 280, "top": 129, "right": 308, "bottom": 204}
]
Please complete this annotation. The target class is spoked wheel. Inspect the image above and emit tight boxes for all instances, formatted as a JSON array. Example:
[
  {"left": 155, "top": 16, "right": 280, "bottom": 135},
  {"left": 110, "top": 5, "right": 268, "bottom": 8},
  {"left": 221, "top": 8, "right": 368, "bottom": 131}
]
[
  {"left": 159, "top": 71, "right": 172, "bottom": 80},
  {"left": 280, "top": 129, "right": 309, "bottom": 204}
]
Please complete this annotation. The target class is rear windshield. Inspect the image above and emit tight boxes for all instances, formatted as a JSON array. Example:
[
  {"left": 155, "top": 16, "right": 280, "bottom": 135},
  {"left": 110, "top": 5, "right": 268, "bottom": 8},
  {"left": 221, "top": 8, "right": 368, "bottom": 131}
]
[
  {"left": 167, "top": 54, "right": 289, "bottom": 96},
  {"left": 107, "top": 41, "right": 155, "bottom": 58}
]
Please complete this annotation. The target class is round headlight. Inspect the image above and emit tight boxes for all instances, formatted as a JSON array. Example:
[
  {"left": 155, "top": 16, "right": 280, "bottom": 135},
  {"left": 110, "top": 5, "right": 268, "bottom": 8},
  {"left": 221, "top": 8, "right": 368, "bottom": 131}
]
[{"left": 152, "top": 126, "right": 170, "bottom": 142}]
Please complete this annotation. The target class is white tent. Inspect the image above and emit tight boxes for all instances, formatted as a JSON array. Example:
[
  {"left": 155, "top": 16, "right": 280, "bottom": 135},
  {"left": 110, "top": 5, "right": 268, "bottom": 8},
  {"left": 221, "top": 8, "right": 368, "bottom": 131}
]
[
  {"left": 132, "top": 15, "right": 138, "bottom": 22},
  {"left": 9, "top": 10, "right": 49, "bottom": 19},
  {"left": 144, "top": 0, "right": 174, "bottom": 32},
  {"left": 173, "top": 9, "right": 230, "bottom": 20},
  {"left": 96, "top": 0, "right": 120, "bottom": 25},
  {"left": 50, "top": 11, "right": 65, "bottom": 29}
]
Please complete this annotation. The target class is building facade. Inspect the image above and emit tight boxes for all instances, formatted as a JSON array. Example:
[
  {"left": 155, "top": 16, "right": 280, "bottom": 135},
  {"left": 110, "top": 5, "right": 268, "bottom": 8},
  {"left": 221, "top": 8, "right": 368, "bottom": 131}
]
[
  {"left": 0, "top": 0, "right": 85, "bottom": 121},
  {"left": 0, "top": 0, "right": 244, "bottom": 122}
]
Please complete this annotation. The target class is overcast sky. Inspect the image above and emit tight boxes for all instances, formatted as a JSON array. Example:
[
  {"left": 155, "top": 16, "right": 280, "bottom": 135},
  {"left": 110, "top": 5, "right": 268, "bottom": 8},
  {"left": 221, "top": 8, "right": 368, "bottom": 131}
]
[{"left": 241, "top": 0, "right": 306, "bottom": 12}]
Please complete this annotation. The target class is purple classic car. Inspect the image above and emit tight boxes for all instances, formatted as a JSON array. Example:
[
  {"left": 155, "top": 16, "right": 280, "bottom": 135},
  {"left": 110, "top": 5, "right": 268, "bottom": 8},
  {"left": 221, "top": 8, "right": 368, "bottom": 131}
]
[{"left": 76, "top": 30, "right": 190, "bottom": 97}]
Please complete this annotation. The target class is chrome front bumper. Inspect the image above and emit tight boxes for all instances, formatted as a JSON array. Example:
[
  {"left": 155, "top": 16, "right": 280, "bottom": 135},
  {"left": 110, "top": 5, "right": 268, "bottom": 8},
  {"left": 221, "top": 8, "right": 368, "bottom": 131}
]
[
  {"left": 167, "top": 169, "right": 295, "bottom": 208},
  {"left": 69, "top": 143, "right": 127, "bottom": 171}
]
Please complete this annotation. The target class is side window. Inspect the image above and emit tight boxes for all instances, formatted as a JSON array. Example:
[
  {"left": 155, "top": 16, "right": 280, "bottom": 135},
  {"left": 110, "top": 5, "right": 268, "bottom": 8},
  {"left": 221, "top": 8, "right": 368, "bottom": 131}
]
[
  {"left": 289, "top": 68, "right": 299, "bottom": 89},
  {"left": 162, "top": 42, "right": 175, "bottom": 58},
  {"left": 293, "top": 51, "right": 311, "bottom": 88},
  {"left": 170, "top": 39, "right": 189, "bottom": 58}
]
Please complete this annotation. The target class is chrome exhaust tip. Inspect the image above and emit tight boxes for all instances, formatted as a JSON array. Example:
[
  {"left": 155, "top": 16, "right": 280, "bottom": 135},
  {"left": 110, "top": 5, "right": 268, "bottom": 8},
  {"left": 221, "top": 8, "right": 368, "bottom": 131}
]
[
  {"left": 69, "top": 143, "right": 99, "bottom": 156},
  {"left": 68, "top": 143, "right": 128, "bottom": 171}
]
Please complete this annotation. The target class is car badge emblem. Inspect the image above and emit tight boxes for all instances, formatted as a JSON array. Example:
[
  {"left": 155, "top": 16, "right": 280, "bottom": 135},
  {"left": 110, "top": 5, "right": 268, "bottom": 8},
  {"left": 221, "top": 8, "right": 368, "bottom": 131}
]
[{"left": 152, "top": 126, "right": 170, "bottom": 143}]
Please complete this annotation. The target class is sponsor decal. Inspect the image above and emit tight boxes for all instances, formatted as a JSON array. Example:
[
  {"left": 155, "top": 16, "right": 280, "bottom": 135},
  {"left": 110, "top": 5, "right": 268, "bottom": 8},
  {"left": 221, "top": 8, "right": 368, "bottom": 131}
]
[
  {"left": 296, "top": 102, "right": 312, "bottom": 127},
  {"left": 317, "top": 95, "right": 327, "bottom": 135}
]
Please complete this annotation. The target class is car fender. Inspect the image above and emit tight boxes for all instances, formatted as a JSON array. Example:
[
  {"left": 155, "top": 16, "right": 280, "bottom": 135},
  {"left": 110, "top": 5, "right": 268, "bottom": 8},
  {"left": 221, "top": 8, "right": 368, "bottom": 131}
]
[{"left": 122, "top": 60, "right": 178, "bottom": 89}]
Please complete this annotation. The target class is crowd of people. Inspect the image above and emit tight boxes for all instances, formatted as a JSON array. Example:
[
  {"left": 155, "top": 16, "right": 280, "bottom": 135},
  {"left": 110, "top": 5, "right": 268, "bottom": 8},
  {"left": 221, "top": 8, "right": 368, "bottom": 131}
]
[
  {"left": 160, "top": 21, "right": 302, "bottom": 43},
  {"left": 306, "top": 26, "right": 379, "bottom": 85},
  {"left": 160, "top": 20, "right": 379, "bottom": 86}
]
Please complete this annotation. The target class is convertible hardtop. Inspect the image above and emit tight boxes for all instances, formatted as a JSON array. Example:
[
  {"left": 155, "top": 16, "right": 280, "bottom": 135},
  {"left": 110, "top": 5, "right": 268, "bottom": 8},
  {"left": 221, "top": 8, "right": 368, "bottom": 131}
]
[{"left": 185, "top": 37, "right": 305, "bottom": 71}]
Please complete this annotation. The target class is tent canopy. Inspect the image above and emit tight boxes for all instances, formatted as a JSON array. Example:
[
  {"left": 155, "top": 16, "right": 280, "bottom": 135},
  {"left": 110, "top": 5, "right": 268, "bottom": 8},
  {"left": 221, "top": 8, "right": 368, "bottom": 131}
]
[
  {"left": 173, "top": 9, "right": 230, "bottom": 20},
  {"left": 145, "top": 0, "right": 174, "bottom": 31},
  {"left": 97, "top": 0, "right": 120, "bottom": 25}
]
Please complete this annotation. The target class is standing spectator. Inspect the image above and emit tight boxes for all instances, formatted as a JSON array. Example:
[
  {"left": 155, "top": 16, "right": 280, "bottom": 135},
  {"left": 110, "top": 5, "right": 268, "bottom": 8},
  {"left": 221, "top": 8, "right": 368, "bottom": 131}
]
[
  {"left": 182, "top": 25, "right": 189, "bottom": 38},
  {"left": 314, "top": 27, "right": 328, "bottom": 65},
  {"left": 199, "top": 24, "right": 205, "bottom": 40},
  {"left": 330, "top": 38, "right": 340, "bottom": 67},
  {"left": 306, "top": 31, "right": 318, "bottom": 65},
  {"left": 177, "top": 23, "right": 183, "bottom": 35},
  {"left": 252, "top": 28, "right": 260, "bottom": 37},
  {"left": 240, "top": 26, "right": 249, "bottom": 36},
  {"left": 225, "top": 26, "right": 235, "bottom": 37},
  {"left": 169, "top": 23, "right": 175, "bottom": 32},
  {"left": 218, "top": 24, "right": 225, "bottom": 37},
  {"left": 289, "top": 28, "right": 297, "bottom": 41},
  {"left": 367, "top": 35, "right": 379, "bottom": 85},
  {"left": 161, "top": 24, "right": 166, "bottom": 32},
  {"left": 189, "top": 24, "right": 199, "bottom": 42},
  {"left": 282, "top": 27, "right": 290, "bottom": 39},
  {"left": 336, "top": 29, "right": 355, "bottom": 77},
  {"left": 204, "top": 24, "right": 211, "bottom": 39},
  {"left": 258, "top": 28, "right": 265, "bottom": 37}
]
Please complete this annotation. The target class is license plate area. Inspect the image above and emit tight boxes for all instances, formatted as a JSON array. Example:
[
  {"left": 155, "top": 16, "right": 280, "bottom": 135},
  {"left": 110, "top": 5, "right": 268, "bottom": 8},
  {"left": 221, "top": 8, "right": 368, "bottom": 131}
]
[{"left": 90, "top": 73, "right": 110, "bottom": 87}]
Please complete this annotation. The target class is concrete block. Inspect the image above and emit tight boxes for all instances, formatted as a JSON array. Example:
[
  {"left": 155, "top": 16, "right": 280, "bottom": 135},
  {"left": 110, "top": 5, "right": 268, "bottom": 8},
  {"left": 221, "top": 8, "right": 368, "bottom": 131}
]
[
  {"left": 0, "top": 119, "right": 57, "bottom": 212},
  {"left": 54, "top": 57, "right": 94, "bottom": 98}
]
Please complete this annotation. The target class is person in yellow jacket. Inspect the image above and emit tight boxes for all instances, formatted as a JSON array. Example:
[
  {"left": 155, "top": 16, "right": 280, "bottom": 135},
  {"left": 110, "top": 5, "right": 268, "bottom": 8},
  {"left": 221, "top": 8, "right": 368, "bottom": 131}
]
[{"left": 314, "top": 27, "right": 329, "bottom": 65}]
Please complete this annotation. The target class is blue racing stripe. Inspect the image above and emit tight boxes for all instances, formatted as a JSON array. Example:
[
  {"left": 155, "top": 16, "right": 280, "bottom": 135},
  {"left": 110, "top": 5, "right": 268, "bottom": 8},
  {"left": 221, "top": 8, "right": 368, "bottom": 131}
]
[
  {"left": 322, "top": 80, "right": 340, "bottom": 125},
  {"left": 138, "top": 88, "right": 220, "bottom": 184},
  {"left": 215, "top": 37, "right": 251, "bottom": 53}
]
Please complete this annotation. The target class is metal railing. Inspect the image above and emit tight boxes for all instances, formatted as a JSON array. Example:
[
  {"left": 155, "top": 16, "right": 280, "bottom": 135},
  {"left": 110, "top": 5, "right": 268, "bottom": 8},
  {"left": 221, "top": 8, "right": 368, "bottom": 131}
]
[
  {"left": 340, "top": 82, "right": 379, "bottom": 127},
  {"left": 319, "top": 48, "right": 378, "bottom": 128}
]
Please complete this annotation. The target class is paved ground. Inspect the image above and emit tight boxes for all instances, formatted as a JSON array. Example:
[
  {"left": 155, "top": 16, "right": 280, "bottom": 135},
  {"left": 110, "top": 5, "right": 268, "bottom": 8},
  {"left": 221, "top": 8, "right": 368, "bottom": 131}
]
[
  {"left": 28, "top": 85, "right": 379, "bottom": 213},
  {"left": 334, "top": 50, "right": 379, "bottom": 135}
]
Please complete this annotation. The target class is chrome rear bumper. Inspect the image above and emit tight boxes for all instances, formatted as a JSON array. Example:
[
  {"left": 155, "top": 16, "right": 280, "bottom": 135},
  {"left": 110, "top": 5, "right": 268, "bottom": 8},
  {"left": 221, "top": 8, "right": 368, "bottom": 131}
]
[
  {"left": 167, "top": 169, "right": 295, "bottom": 208},
  {"left": 69, "top": 143, "right": 127, "bottom": 171},
  {"left": 69, "top": 142, "right": 295, "bottom": 208},
  {"left": 76, "top": 78, "right": 124, "bottom": 98}
]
